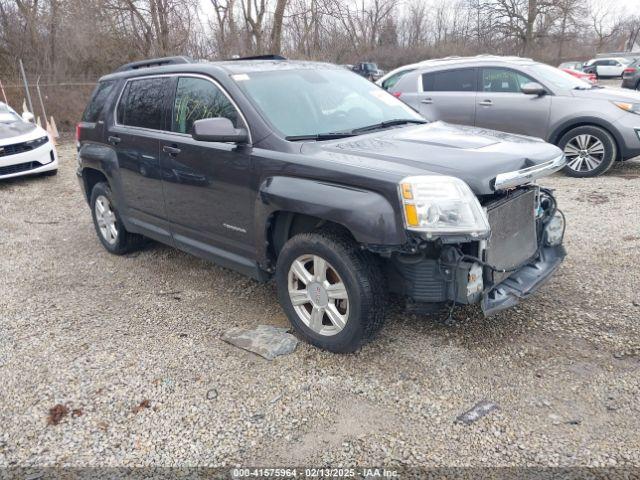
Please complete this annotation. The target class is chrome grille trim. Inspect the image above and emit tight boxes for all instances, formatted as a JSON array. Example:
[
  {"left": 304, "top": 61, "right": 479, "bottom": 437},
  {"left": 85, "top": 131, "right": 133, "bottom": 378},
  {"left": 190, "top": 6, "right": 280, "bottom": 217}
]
[{"left": 494, "top": 154, "right": 566, "bottom": 190}]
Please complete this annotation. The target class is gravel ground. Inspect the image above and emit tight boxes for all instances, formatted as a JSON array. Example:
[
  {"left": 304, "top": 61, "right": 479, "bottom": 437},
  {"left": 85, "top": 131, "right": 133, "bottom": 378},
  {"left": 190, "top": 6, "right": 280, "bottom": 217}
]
[{"left": 0, "top": 139, "right": 639, "bottom": 469}]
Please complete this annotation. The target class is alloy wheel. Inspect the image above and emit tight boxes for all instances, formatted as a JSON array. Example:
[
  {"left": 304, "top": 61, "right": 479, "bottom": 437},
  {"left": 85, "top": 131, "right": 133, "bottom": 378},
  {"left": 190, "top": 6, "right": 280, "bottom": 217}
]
[
  {"left": 287, "top": 254, "right": 349, "bottom": 336},
  {"left": 95, "top": 195, "right": 118, "bottom": 245},
  {"left": 563, "top": 134, "right": 605, "bottom": 173}
]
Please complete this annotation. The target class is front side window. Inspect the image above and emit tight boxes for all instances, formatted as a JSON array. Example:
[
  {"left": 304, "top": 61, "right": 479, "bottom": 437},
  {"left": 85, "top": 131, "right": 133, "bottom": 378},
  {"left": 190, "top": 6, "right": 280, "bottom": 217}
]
[
  {"left": 422, "top": 69, "right": 476, "bottom": 92},
  {"left": 117, "top": 77, "right": 171, "bottom": 130},
  {"left": 481, "top": 68, "right": 533, "bottom": 93},
  {"left": 172, "top": 77, "right": 242, "bottom": 134},
  {"left": 83, "top": 80, "right": 116, "bottom": 122},
  {"left": 234, "top": 68, "right": 422, "bottom": 138}
]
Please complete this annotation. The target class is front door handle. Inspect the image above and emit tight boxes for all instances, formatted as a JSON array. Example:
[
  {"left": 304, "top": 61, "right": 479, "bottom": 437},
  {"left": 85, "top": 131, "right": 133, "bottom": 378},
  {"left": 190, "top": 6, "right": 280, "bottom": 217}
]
[
  {"left": 108, "top": 135, "right": 121, "bottom": 145},
  {"left": 162, "top": 145, "right": 181, "bottom": 156},
  {"left": 479, "top": 100, "right": 493, "bottom": 106},
  {"left": 421, "top": 98, "right": 433, "bottom": 104}
]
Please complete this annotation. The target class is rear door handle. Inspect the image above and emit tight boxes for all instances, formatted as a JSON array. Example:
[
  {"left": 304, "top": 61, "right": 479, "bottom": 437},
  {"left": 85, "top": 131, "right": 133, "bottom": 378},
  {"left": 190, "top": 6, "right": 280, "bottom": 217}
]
[
  {"left": 162, "top": 145, "right": 181, "bottom": 156},
  {"left": 421, "top": 98, "right": 433, "bottom": 104},
  {"left": 479, "top": 100, "right": 493, "bottom": 106},
  {"left": 108, "top": 135, "right": 121, "bottom": 145}
]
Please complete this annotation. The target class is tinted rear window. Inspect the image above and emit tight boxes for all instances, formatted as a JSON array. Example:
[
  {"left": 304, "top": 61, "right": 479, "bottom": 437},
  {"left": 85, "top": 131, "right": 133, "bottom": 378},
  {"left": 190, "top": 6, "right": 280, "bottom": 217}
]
[
  {"left": 117, "top": 77, "right": 171, "bottom": 130},
  {"left": 422, "top": 69, "right": 476, "bottom": 92},
  {"left": 82, "top": 80, "right": 115, "bottom": 122},
  {"left": 381, "top": 69, "right": 415, "bottom": 90}
]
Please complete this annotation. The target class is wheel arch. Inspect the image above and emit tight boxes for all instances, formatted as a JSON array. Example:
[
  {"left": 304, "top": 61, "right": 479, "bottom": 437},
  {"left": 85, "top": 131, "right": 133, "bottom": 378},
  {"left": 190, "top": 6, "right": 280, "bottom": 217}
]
[
  {"left": 81, "top": 168, "right": 108, "bottom": 203},
  {"left": 256, "top": 176, "right": 406, "bottom": 268},
  {"left": 549, "top": 117, "right": 623, "bottom": 160},
  {"left": 266, "top": 211, "right": 354, "bottom": 263}
]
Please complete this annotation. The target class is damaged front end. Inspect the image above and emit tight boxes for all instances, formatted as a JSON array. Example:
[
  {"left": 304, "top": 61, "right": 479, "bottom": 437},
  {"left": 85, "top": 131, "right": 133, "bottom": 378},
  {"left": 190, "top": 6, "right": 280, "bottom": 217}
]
[{"left": 386, "top": 184, "right": 566, "bottom": 316}]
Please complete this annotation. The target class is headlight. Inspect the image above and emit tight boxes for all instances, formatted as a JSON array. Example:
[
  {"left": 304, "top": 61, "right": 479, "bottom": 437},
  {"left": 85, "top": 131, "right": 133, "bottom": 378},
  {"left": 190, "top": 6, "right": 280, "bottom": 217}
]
[
  {"left": 398, "top": 175, "right": 490, "bottom": 237},
  {"left": 613, "top": 101, "right": 640, "bottom": 115},
  {"left": 25, "top": 135, "right": 49, "bottom": 149}
]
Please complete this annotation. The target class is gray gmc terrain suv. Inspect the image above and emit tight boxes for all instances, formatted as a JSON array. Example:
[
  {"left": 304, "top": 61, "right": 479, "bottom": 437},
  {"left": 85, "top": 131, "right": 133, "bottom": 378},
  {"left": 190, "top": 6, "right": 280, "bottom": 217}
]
[
  {"left": 381, "top": 56, "right": 640, "bottom": 177},
  {"left": 77, "top": 56, "right": 567, "bottom": 352}
]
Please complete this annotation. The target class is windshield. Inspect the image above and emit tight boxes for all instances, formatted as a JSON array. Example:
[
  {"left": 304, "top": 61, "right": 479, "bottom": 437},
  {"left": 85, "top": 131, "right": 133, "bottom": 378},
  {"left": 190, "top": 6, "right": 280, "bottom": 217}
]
[
  {"left": 529, "top": 64, "right": 593, "bottom": 90},
  {"left": 0, "top": 103, "right": 21, "bottom": 124},
  {"left": 233, "top": 68, "right": 423, "bottom": 138}
]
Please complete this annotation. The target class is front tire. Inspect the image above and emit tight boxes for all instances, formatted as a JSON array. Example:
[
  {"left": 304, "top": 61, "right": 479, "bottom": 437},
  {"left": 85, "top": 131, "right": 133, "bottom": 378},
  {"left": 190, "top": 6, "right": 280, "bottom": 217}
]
[
  {"left": 42, "top": 169, "right": 58, "bottom": 177},
  {"left": 90, "top": 182, "right": 144, "bottom": 254},
  {"left": 276, "top": 230, "right": 386, "bottom": 353},
  {"left": 558, "top": 125, "right": 616, "bottom": 177}
]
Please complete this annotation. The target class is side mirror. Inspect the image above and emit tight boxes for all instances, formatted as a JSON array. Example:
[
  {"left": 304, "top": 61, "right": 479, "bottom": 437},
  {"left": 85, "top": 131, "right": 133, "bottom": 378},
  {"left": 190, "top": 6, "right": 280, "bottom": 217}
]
[
  {"left": 521, "top": 82, "right": 546, "bottom": 96},
  {"left": 192, "top": 117, "right": 248, "bottom": 144},
  {"left": 22, "top": 111, "right": 34, "bottom": 122}
]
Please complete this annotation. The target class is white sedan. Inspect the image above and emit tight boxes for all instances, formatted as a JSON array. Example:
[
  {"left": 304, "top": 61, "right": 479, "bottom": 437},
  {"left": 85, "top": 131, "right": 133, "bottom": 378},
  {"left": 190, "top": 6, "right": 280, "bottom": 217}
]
[
  {"left": 0, "top": 102, "right": 58, "bottom": 180},
  {"left": 583, "top": 57, "right": 632, "bottom": 78}
]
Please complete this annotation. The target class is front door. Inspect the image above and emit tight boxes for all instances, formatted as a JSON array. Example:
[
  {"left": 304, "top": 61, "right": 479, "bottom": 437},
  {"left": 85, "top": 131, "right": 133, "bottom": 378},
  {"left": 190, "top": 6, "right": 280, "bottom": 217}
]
[
  {"left": 416, "top": 68, "right": 477, "bottom": 126},
  {"left": 109, "top": 76, "right": 173, "bottom": 235},
  {"left": 474, "top": 67, "right": 551, "bottom": 139},
  {"left": 159, "top": 75, "right": 255, "bottom": 265}
]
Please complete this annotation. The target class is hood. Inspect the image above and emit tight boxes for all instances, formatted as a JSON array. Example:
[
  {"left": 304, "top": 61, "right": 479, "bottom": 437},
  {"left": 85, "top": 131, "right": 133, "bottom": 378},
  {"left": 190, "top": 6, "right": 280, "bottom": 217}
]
[
  {"left": 301, "top": 122, "right": 562, "bottom": 195},
  {"left": 571, "top": 86, "right": 640, "bottom": 103},
  {"left": 0, "top": 120, "right": 37, "bottom": 141}
]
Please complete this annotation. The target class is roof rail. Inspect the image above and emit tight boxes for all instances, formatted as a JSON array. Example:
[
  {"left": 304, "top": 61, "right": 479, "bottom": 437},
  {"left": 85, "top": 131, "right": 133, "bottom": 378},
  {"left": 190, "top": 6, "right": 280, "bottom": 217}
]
[
  {"left": 115, "top": 56, "right": 193, "bottom": 73},
  {"left": 230, "top": 54, "right": 287, "bottom": 61}
]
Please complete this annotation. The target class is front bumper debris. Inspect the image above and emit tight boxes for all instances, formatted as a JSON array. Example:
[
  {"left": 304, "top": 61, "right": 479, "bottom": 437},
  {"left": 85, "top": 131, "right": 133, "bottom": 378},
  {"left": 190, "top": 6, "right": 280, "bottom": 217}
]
[{"left": 481, "top": 244, "right": 566, "bottom": 316}]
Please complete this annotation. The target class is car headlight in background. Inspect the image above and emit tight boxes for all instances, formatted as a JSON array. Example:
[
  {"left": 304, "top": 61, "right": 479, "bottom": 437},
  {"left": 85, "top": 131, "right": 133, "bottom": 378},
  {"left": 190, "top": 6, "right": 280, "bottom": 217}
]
[
  {"left": 398, "top": 175, "right": 490, "bottom": 237},
  {"left": 613, "top": 101, "right": 640, "bottom": 115},
  {"left": 25, "top": 135, "right": 49, "bottom": 149}
]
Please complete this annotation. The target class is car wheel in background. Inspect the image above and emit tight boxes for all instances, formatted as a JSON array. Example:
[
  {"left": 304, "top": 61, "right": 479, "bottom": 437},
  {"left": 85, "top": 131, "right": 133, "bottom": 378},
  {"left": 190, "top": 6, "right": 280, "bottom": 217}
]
[
  {"left": 276, "top": 229, "right": 386, "bottom": 353},
  {"left": 90, "top": 181, "right": 145, "bottom": 254},
  {"left": 559, "top": 125, "right": 617, "bottom": 178}
]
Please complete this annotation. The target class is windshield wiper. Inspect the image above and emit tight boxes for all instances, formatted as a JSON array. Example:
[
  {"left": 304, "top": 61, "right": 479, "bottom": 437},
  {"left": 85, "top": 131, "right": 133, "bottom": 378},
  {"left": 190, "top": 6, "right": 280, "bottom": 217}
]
[
  {"left": 350, "top": 118, "right": 427, "bottom": 134},
  {"left": 285, "top": 132, "right": 356, "bottom": 141},
  {"left": 573, "top": 84, "right": 603, "bottom": 90}
]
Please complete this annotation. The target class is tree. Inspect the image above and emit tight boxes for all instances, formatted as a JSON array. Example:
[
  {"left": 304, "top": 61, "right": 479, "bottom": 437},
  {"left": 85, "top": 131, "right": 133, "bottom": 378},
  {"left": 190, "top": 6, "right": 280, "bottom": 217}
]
[
  {"left": 483, "top": 0, "right": 558, "bottom": 55},
  {"left": 270, "top": 0, "right": 288, "bottom": 54}
]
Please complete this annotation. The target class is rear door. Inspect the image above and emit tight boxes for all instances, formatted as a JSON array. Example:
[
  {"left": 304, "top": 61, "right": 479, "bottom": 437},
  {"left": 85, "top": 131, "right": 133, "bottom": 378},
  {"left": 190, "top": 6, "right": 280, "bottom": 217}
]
[
  {"left": 108, "top": 76, "right": 173, "bottom": 234},
  {"left": 474, "top": 67, "right": 551, "bottom": 139},
  {"left": 595, "top": 60, "right": 613, "bottom": 77},
  {"left": 158, "top": 75, "right": 256, "bottom": 265},
  {"left": 611, "top": 60, "right": 625, "bottom": 76},
  {"left": 416, "top": 68, "right": 477, "bottom": 125}
]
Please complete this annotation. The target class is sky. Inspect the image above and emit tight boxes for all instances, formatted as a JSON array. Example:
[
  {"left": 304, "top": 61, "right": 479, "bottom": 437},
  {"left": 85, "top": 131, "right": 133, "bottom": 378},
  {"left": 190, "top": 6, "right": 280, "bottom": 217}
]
[
  {"left": 609, "top": 0, "right": 639, "bottom": 11},
  {"left": 197, "top": 0, "right": 640, "bottom": 21}
]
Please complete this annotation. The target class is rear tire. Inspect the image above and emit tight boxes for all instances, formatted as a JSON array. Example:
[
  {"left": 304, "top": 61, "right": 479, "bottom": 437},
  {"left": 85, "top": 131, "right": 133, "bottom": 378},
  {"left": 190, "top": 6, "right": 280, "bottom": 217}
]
[
  {"left": 90, "top": 182, "right": 144, "bottom": 255},
  {"left": 558, "top": 125, "right": 616, "bottom": 178},
  {"left": 276, "top": 230, "right": 386, "bottom": 353}
]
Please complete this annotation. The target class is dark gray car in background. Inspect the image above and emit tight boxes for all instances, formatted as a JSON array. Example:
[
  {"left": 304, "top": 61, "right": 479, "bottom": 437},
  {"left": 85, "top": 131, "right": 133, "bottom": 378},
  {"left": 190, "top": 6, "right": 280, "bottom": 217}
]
[
  {"left": 621, "top": 59, "right": 640, "bottom": 91},
  {"left": 386, "top": 56, "right": 640, "bottom": 177}
]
